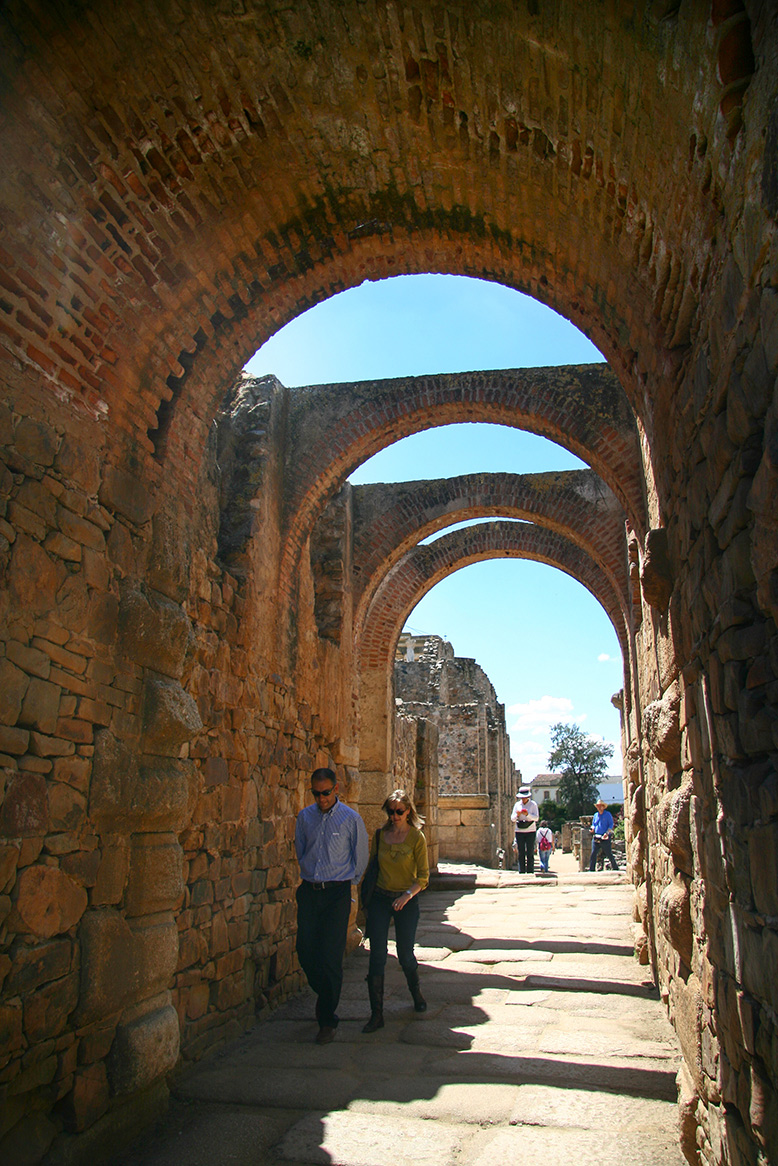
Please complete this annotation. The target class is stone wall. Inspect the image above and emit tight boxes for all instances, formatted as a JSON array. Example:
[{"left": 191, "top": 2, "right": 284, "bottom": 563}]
[
  {"left": 395, "top": 636, "right": 516, "bottom": 864},
  {"left": 436, "top": 795, "right": 494, "bottom": 866},
  {"left": 1, "top": 4, "right": 777, "bottom": 1163}
]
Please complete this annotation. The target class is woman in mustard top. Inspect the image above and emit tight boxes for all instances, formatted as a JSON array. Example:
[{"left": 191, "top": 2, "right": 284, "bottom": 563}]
[{"left": 362, "top": 788, "right": 429, "bottom": 1033}]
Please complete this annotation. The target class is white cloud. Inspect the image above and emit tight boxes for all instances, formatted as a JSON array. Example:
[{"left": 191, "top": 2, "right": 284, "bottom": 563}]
[
  {"left": 507, "top": 695, "right": 574, "bottom": 735},
  {"left": 597, "top": 653, "right": 613, "bottom": 662}
]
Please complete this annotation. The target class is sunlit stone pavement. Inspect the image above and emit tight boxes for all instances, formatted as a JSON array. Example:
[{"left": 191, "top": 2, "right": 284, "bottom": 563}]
[{"left": 117, "top": 857, "right": 685, "bottom": 1166}]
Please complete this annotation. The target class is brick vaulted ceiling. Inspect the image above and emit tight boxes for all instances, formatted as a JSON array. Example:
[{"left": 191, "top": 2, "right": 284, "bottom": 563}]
[
  {"left": 357, "top": 518, "right": 630, "bottom": 672},
  {"left": 0, "top": 0, "right": 753, "bottom": 513},
  {"left": 349, "top": 469, "right": 630, "bottom": 635}
]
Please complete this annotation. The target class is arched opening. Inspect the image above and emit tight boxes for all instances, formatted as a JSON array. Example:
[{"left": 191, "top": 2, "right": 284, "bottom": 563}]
[{"left": 1, "top": 5, "right": 775, "bottom": 1160}]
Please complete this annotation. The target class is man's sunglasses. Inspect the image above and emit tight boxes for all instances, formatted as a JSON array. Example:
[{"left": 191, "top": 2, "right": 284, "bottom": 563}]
[
  {"left": 311, "top": 787, "right": 335, "bottom": 797},
  {"left": 387, "top": 807, "right": 408, "bottom": 816}
]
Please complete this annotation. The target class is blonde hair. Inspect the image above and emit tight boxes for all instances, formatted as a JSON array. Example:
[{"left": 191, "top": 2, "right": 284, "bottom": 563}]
[{"left": 382, "top": 788, "right": 425, "bottom": 829}]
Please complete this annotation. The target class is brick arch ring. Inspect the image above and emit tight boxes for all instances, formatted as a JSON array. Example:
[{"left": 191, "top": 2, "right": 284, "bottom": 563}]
[
  {"left": 278, "top": 364, "right": 646, "bottom": 610},
  {"left": 355, "top": 520, "right": 629, "bottom": 773},
  {"left": 349, "top": 468, "right": 629, "bottom": 643}
]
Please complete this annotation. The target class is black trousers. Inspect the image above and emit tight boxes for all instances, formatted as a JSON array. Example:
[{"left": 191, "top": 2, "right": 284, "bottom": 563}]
[
  {"left": 295, "top": 880, "right": 352, "bottom": 1026},
  {"left": 589, "top": 838, "right": 619, "bottom": 870},
  {"left": 366, "top": 889, "right": 420, "bottom": 975},
  {"left": 515, "top": 830, "right": 535, "bottom": 872}
]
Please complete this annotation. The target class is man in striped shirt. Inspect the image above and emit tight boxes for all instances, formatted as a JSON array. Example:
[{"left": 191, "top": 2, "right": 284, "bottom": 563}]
[{"left": 295, "top": 767, "right": 369, "bottom": 1044}]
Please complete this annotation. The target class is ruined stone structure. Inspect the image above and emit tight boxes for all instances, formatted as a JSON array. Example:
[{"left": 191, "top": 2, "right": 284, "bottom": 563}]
[
  {"left": 395, "top": 634, "right": 516, "bottom": 865},
  {"left": 0, "top": 4, "right": 777, "bottom": 1164}
]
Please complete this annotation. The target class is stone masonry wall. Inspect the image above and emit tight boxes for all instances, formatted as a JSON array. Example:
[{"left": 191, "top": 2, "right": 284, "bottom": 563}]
[
  {"left": 395, "top": 636, "right": 516, "bottom": 865},
  {"left": 1, "top": 4, "right": 777, "bottom": 1164}
]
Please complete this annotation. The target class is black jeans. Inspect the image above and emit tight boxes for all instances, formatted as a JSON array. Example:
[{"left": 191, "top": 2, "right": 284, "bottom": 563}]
[
  {"left": 515, "top": 829, "right": 535, "bottom": 872},
  {"left": 589, "top": 838, "right": 619, "bottom": 870},
  {"left": 366, "top": 889, "right": 420, "bottom": 975},
  {"left": 295, "top": 880, "right": 352, "bottom": 1026}
]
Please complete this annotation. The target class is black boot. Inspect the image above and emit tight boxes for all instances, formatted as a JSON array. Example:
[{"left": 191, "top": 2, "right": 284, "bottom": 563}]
[
  {"left": 404, "top": 966, "right": 427, "bottom": 1013},
  {"left": 362, "top": 974, "right": 384, "bottom": 1033}
]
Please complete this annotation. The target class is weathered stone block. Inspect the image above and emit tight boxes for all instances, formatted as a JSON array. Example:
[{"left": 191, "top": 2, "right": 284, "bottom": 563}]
[
  {"left": 0, "top": 771, "right": 48, "bottom": 836},
  {"left": 0, "top": 1000, "right": 23, "bottom": 1056},
  {"left": 30, "top": 731, "right": 75, "bottom": 758},
  {"left": 99, "top": 465, "right": 154, "bottom": 527},
  {"left": 141, "top": 676, "right": 202, "bottom": 756},
  {"left": 642, "top": 682, "right": 681, "bottom": 764},
  {"left": 8, "top": 534, "right": 66, "bottom": 618},
  {"left": 15, "top": 417, "right": 58, "bottom": 466},
  {"left": 48, "top": 783, "right": 87, "bottom": 833},
  {"left": 125, "top": 834, "right": 184, "bottom": 917},
  {"left": 203, "top": 757, "right": 229, "bottom": 786},
  {"left": 107, "top": 1003, "right": 179, "bottom": 1095},
  {"left": 19, "top": 677, "right": 61, "bottom": 735},
  {"left": 659, "top": 778, "right": 694, "bottom": 875},
  {"left": 0, "top": 1113, "right": 58, "bottom": 1164},
  {"left": 640, "top": 528, "right": 673, "bottom": 610},
  {"left": 91, "top": 835, "right": 130, "bottom": 905},
  {"left": 0, "top": 658, "right": 29, "bottom": 725},
  {"left": 11, "top": 865, "right": 87, "bottom": 938},
  {"left": 118, "top": 586, "right": 193, "bottom": 678},
  {"left": 658, "top": 875, "right": 693, "bottom": 966},
  {"left": 61, "top": 1062, "right": 110, "bottom": 1132},
  {"left": 77, "top": 910, "right": 178, "bottom": 1026},
  {"left": 60, "top": 846, "right": 101, "bottom": 887},
  {"left": 23, "top": 970, "right": 79, "bottom": 1041},
  {"left": 6, "top": 937, "right": 71, "bottom": 994},
  {"left": 90, "top": 730, "right": 197, "bottom": 832},
  {"left": 147, "top": 506, "right": 191, "bottom": 603},
  {"left": 748, "top": 822, "right": 778, "bottom": 917},
  {"left": 0, "top": 843, "right": 19, "bottom": 893}
]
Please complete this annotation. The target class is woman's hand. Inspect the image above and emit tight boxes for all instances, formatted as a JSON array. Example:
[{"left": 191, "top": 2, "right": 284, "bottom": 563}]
[{"left": 393, "top": 890, "right": 413, "bottom": 911}]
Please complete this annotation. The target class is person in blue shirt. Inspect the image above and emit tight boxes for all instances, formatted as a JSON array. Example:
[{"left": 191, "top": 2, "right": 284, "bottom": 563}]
[
  {"left": 295, "top": 767, "right": 369, "bottom": 1044},
  {"left": 589, "top": 798, "right": 619, "bottom": 870}
]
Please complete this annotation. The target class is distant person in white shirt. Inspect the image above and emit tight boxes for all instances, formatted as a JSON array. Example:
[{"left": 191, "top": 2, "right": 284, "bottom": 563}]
[{"left": 510, "top": 786, "right": 540, "bottom": 873}]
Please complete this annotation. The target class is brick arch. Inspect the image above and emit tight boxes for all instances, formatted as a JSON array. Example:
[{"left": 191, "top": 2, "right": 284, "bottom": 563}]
[
  {"left": 359, "top": 519, "right": 628, "bottom": 670},
  {"left": 357, "top": 519, "right": 628, "bottom": 772},
  {"left": 350, "top": 469, "right": 630, "bottom": 640},
  {"left": 280, "top": 364, "right": 644, "bottom": 608},
  {"left": 0, "top": 1, "right": 737, "bottom": 515}
]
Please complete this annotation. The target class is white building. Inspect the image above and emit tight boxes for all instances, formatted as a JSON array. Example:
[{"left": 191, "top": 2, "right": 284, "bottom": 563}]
[{"left": 530, "top": 773, "right": 624, "bottom": 806}]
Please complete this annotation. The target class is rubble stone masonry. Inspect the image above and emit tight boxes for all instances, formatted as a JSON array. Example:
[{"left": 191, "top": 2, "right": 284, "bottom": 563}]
[{"left": 0, "top": 3, "right": 777, "bottom": 1164}]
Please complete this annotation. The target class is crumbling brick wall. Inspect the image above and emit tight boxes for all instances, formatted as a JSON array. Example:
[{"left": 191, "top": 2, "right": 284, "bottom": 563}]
[{"left": 0, "top": 4, "right": 777, "bottom": 1164}]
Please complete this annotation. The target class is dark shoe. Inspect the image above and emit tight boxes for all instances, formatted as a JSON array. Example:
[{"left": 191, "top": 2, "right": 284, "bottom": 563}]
[
  {"left": 362, "top": 974, "right": 385, "bottom": 1033},
  {"left": 403, "top": 967, "right": 427, "bottom": 1013},
  {"left": 315, "top": 1025, "right": 336, "bottom": 1044}
]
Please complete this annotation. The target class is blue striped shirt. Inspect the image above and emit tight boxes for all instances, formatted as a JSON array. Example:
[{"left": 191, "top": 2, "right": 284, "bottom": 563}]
[{"left": 295, "top": 798, "right": 369, "bottom": 883}]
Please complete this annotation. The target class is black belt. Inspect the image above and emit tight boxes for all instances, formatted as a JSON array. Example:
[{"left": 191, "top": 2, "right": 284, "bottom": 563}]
[{"left": 304, "top": 879, "right": 350, "bottom": 890}]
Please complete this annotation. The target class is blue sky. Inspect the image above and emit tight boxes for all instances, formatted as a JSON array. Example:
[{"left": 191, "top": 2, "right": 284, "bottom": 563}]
[{"left": 244, "top": 274, "right": 624, "bottom": 781}]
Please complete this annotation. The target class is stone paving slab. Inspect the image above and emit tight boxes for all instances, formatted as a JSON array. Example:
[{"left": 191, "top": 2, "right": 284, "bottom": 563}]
[
  {"left": 345, "top": 1079, "right": 521, "bottom": 1124},
  {"left": 175, "top": 1065, "right": 363, "bottom": 1109},
  {"left": 506, "top": 1084, "right": 681, "bottom": 1130},
  {"left": 469, "top": 1125, "right": 686, "bottom": 1166},
  {"left": 119, "top": 867, "right": 685, "bottom": 1166},
  {"left": 114, "top": 1103, "right": 304, "bottom": 1166},
  {"left": 422, "top": 1049, "right": 679, "bottom": 1099},
  {"left": 274, "top": 1111, "right": 468, "bottom": 1165}
]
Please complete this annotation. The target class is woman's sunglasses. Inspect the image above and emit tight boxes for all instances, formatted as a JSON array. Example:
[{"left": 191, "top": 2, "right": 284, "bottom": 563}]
[{"left": 387, "top": 807, "right": 408, "bottom": 817}]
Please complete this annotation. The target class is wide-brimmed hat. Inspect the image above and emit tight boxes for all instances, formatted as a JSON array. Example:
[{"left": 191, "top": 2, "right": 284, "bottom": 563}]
[
  {"left": 518, "top": 786, "right": 531, "bottom": 798},
  {"left": 595, "top": 797, "right": 607, "bottom": 806}
]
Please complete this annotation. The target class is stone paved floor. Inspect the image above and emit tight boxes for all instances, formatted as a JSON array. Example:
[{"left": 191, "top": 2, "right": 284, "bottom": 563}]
[{"left": 116, "top": 860, "right": 685, "bottom": 1166}]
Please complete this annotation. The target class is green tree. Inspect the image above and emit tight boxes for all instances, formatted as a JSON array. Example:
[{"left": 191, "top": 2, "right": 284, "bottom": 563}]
[
  {"left": 538, "top": 798, "right": 566, "bottom": 830},
  {"left": 547, "top": 723, "right": 614, "bottom": 819}
]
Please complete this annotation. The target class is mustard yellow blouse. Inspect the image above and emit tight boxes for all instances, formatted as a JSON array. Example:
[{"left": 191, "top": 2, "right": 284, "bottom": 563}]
[{"left": 373, "top": 825, "right": 429, "bottom": 894}]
